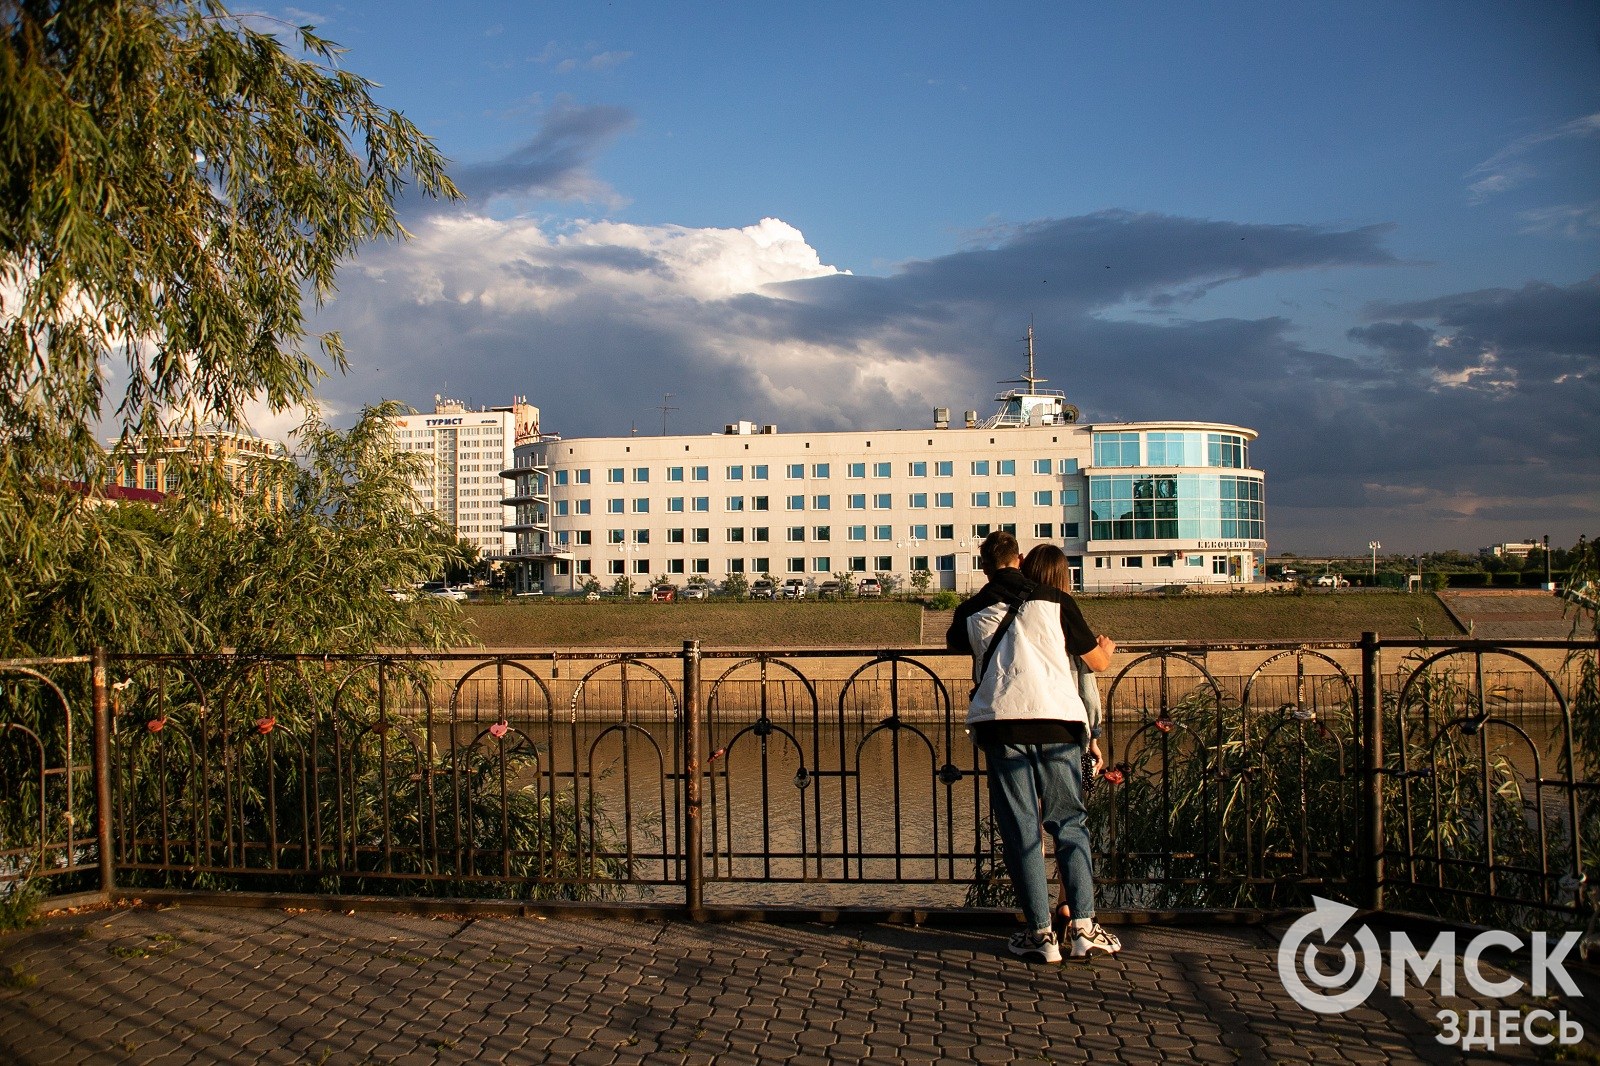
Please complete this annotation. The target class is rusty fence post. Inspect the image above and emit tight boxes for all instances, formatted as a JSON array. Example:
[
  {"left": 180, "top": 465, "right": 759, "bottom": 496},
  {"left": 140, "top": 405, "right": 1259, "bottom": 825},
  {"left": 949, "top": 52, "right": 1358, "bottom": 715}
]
[
  {"left": 1359, "top": 631, "right": 1384, "bottom": 912},
  {"left": 682, "top": 640, "right": 704, "bottom": 919},
  {"left": 91, "top": 645, "right": 115, "bottom": 899}
]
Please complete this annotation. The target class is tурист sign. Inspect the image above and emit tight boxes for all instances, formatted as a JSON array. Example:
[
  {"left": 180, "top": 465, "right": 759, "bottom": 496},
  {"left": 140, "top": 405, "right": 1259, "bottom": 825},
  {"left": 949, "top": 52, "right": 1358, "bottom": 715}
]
[{"left": 1198, "top": 540, "right": 1265, "bottom": 550}]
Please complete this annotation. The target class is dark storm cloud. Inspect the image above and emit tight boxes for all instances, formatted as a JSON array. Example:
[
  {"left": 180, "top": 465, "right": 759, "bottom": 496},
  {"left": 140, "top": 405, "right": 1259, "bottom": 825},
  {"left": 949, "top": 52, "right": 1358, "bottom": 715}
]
[
  {"left": 447, "top": 100, "right": 635, "bottom": 203},
  {"left": 316, "top": 209, "right": 1596, "bottom": 552}
]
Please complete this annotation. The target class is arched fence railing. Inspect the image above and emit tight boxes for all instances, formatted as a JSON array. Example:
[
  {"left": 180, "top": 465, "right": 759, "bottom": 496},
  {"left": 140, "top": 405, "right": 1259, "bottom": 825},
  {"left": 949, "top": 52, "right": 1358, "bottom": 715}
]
[{"left": 0, "top": 636, "right": 1593, "bottom": 931}]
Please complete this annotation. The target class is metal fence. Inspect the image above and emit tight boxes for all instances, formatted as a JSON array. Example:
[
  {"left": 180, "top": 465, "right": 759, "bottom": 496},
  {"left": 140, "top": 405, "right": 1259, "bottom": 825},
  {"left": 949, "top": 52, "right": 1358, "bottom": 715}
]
[{"left": 0, "top": 636, "right": 1594, "bottom": 929}]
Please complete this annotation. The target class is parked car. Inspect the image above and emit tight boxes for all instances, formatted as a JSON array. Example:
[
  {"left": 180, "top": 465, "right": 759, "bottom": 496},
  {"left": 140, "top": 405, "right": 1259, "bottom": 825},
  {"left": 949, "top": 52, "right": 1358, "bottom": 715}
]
[
  {"left": 749, "top": 579, "right": 777, "bottom": 600},
  {"left": 650, "top": 585, "right": 676, "bottom": 603},
  {"left": 781, "top": 578, "right": 807, "bottom": 600},
  {"left": 816, "top": 580, "right": 842, "bottom": 600},
  {"left": 856, "top": 577, "right": 883, "bottom": 598},
  {"left": 1312, "top": 574, "right": 1349, "bottom": 588},
  {"left": 428, "top": 585, "right": 468, "bottom": 602},
  {"left": 681, "top": 582, "right": 709, "bottom": 601}
]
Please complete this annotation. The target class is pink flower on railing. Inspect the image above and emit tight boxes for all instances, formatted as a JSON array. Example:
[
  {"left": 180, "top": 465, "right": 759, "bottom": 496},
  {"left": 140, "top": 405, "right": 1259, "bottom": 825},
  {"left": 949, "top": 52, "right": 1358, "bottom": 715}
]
[
  {"left": 255, "top": 717, "right": 276, "bottom": 735},
  {"left": 146, "top": 717, "right": 166, "bottom": 733},
  {"left": 1102, "top": 767, "right": 1126, "bottom": 786},
  {"left": 1155, "top": 718, "right": 1174, "bottom": 734},
  {"left": 489, "top": 721, "right": 509, "bottom": 739}
]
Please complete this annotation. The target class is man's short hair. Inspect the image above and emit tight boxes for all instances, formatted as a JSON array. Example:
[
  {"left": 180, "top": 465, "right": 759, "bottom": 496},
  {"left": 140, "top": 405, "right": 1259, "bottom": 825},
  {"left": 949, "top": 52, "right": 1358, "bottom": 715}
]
[{"left": 979, "top": 530, "right": 1021, "bottom": 569}]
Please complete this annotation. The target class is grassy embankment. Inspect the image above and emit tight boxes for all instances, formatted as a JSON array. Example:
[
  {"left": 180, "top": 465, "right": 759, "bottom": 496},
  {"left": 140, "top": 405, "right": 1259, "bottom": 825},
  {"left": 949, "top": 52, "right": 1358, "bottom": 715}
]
[{"left": 461, "top": 590, "right": 1463, "bottom": 649}]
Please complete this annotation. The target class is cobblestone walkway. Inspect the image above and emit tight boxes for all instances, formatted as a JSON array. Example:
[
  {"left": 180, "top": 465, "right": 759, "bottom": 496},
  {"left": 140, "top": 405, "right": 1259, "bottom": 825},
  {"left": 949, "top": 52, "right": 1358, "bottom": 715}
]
[{"left": 1, "top": 905, "right": 1594, "bottom": 1063}]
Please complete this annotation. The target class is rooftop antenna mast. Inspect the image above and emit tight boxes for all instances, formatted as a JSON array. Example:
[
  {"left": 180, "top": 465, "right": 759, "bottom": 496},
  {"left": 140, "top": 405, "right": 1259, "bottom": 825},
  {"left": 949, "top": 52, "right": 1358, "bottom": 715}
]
[
  {"left": 657, "top": 393, "right": 678, "bottom": 436},
  {"left": 1000, "top": 318, "right": 1048, "bottom": 392}
]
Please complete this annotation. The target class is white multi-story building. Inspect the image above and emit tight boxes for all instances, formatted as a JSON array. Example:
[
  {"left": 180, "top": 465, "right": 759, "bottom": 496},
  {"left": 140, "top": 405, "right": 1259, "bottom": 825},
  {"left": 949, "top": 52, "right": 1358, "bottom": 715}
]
[
  {"left": 499, "top": 354, "right": 1265, "bottom": 595},
  {"left": 388, "top": 396, "right": 540, "bottom": 557}
]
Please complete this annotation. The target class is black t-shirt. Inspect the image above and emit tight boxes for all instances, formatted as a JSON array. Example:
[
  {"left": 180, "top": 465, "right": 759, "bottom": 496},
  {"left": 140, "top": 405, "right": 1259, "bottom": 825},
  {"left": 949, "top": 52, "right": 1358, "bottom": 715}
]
[{"left": 949, "top": 568, "right": 1097, "bottom": 748}]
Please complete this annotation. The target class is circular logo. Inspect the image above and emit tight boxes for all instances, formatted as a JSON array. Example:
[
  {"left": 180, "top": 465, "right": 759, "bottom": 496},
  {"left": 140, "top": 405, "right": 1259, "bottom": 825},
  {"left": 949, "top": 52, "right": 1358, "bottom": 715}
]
[{"left": 1277, "top": 896, "right": 1384, "bottom": 1015}]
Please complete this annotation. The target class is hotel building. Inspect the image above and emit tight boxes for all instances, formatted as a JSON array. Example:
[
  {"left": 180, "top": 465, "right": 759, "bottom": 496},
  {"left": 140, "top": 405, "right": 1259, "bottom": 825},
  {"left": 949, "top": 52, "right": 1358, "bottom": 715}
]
[
  {"left": 387, "top": 397, "right": 541, "bottom": 557},
  {"left": 105, "top": 429, "right": 293, "bottom": 513},
  {"left": 499, "top": 364, "right": 1265, "bottom": 595}
]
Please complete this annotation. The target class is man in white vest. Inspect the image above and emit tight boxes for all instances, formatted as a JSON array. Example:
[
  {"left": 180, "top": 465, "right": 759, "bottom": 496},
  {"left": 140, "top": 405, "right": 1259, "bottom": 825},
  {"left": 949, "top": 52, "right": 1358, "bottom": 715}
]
[{"left": 947, "top": 531, "right": 1120, "bottom": 963}]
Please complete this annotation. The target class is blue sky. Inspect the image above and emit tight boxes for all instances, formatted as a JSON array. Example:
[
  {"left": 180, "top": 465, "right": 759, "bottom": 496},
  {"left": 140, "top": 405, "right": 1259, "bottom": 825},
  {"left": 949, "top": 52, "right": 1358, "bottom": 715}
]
[{"left": 274, "top": 1, "right": 1600, "bottom": 555}]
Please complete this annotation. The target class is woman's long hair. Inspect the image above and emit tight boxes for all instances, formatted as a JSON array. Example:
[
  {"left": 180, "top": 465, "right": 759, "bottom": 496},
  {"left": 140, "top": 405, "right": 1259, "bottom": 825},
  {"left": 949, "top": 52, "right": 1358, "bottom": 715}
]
[{"left": 1022, "top": 543, "right": 1073, "bottom": 593}]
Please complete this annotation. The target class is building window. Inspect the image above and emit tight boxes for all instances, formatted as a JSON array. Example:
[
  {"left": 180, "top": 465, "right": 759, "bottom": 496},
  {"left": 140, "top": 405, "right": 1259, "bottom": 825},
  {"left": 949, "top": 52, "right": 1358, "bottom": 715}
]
[
  {"left": 667, "top": 466, "right": 684, "bottom": 482},
  {"left": 787, "top": 495, "right": 806, "bottom": 510},
  {"left": 997, "top": 459, "right": 1015, "bottom": 476},
  {"left": 1063, "top": 522, "right": 1080, "bottom": 538},
  {"left": 574, "top": 530, "right": 592, "bottom": 546},
  {"left": 632, "top": 559, "right": 650, "bottom": 575},
  {"left": 787, "top": 526, "right": 806, "bottom": 542},
  {"left": 633, "top": 467, "right": 649, "bottom": 482},
  {"left": 727, "top": 496, "right": 744, "bottom": 511},
  {"left": 848, "top": 525, "right": 867, "bottom": 542},
  {"left": 727, "top": 528, "right": 745, "bottom": 542},
  {"left": 935, "top": 492, "right": 953, "bottom": 508},
  {"left": 909, "top": 461, "right": 927, "bottom": 477},
  {"left": 972, "top": 491, "right": 990, "bottom": 507},
  {"left": 971, "top": 460, "right": 990, "bottom": 476},
  {"left": 787, "top": 558, "right": 805, "bottom": 573},
  {"left": 1034, "top": 490, "right": 1054, "bottom": 506},
  {"left": 692, "top": 496, "right": 709, "bottom": 512},
  {"left": 692, "top": 559, "right": 710, "bottom": 574},
  {"left": 935, "top": 524, "right": 954, "bottom": 539},
  {"left": 811, "top": 494, "right": 830, "bottom": 510},
  {"left": 692, "top": 466, "right": 709, "bottom": 481},
  {"left": 1214, "top": 555, "right": 1229, "bottom": 575},
  {"left": 726, "top": 558, "right": 745, "bottom": 574},
  {"left": 575, "top": 500, "right": 591, "bottom": 515},
  {"left": 555, "top": 500, "right": 569, "bottom": 517},
  {"left": 972, "top": 523, "right": 992, "bottom": 537},
  {"left": 668, "top": 559, "right": 686, "bottom": 574},
  {"left": 909, "top": 492, "right": 928, "bottom": 509},
  {"left": 936, "top": 461, "right": 953, "bottom": 477},
  {"left": 848, "top": 493, "right": 866, "bottom": 510},
  {"left": 1155, "top": 555, "right": 1175, "bottom": 568},
  {"left": 1035, "top": 523, "right": 1055, "bottom": 539},
  {"left": 873, "top": 493, "right": 892, "bottom": 509},
  {"left": 874, "top": 525, "right": 892, "bottom": 541},
  {"left": 813, "top": 526, "right": 831, "bottom": 541},
  {"left": 1093, "top": 433, "right": 1140, "bottom": 468},
  {"left": 812, "top": 463, "right": 830, "bottom": 478},
  {"left": 813, "top": 557, "right": 831, "bottom": 572},
  {"left": 751, "top": 495, "right": 769, "bottom": 511},
  {"left": 667, "top": 497, "right": 685, "bottom": 512},
  {"left": 1033, "top": 458, "right": 1052, "bottom": 475},
  {"left": 633, "top": 498, "right": 649, "bottom": 513},
  {"left": 910, "top": 555, "right": 929, "bottom": 571},
  {"left": 608, "top": 529, "right": 625, "bottom": 544},
  {"left": 1123, "top": 556, "right": 1144, "bottom": 568},
  {"left": 607, "top": 498, "right": 624, "bottom": 514},
  {"left": 632, "top": 529, "right": 650, "bottom": 545},
  {"left": 871, "top": 462, "right": 889, "bottom": 478},
  {"left": 847, "top": 462, "right": 866, "bottom": 478},
  {"left": 608, "top": 468, "right": 625, "bottom": 484},
  {"left": 909, "top": 524, "right": 928, "bottom": 540},
  {"left": 575, "top": 469, "right": 592, "bottom": 484},
  {"left": 727, "top": 465, "right": 744, "bottom": 481},
  {"left": 787, "top": 463, "right": 805, "bottom": 479},
  {"left": 667, "top": 528, "right": 686, "bottom": 544},
  {"left": 936, "top": 555, "right": 956, "bottom": 572},
  {"left": 692, "top": 528, "right": 710, "bottom": 543},
  {"left": 997, "top": 491, "right": 1016, "bottom": 507},
  {"left": 874, "top": 556, "right": 893, "bottom": 571},
  {"left": 1062, "top": 488, "right": 1080, "bottom": 507},
  {"left": 751, "top": 557, "right": 770, "bottom": 573},
  {"left": 609, "top": 560, "right": 625, "bottom": 575},
  {"left": 752, "top": 465, "right": 768, "bottom": 480},
  {"left": 849, "top": 556, "right": 868, "bottom": 571}
]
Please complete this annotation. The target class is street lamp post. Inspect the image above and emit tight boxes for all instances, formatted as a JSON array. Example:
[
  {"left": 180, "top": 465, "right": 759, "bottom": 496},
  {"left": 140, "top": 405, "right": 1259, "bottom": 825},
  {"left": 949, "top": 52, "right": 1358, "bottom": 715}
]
[
  {"left": 1369, "top": 541, "right": 1381, "bottom": 582},
  {"left": 1544, "top": 534, "right": 1552, "bottom": 590}
]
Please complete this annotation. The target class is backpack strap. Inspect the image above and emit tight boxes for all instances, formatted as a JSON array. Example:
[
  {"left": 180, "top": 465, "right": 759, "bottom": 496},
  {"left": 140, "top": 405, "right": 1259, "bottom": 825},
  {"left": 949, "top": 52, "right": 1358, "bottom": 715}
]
[{"left": 970, "top": 594, "right": 1027, "bottom": 698}]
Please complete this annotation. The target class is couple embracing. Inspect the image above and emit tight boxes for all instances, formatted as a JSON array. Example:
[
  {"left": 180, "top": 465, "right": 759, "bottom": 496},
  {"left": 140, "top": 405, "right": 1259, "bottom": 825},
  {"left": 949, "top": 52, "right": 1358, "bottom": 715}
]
[{"left": 946, "top": 530, "right": 1122, "bottom": 964}]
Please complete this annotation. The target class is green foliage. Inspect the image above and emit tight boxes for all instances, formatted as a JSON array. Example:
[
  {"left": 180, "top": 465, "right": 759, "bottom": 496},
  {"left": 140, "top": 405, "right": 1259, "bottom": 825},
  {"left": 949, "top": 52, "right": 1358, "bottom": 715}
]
[
  {"left": 720, "top": 572, "right": 749, "bottom": 599},
  {"left": 910, "top": 569, "right": 932, "bottom": 595},
  {"left": 1, "top": 0, "right": 458, "bottom": 481},
  {"left": 929, "top": 590, "right": 962, "bottom": 611}
]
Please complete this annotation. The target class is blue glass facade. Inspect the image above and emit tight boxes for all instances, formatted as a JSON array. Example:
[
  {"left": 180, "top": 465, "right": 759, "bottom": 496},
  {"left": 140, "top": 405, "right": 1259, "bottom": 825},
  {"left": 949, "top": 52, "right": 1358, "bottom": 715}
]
[{"left": 1089, "top": 473, "right": 1264, "bottom": 541}]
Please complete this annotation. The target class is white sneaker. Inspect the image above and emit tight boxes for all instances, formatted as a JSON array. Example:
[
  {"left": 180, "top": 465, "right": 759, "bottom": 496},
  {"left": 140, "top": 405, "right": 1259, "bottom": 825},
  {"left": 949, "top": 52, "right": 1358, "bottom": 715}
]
[
  {"left": 1070, "top": 922, "right": 1122, "bottom": 959},
  {"left": 1008, "top": 928, "right": 1063, "bottom": 964}
]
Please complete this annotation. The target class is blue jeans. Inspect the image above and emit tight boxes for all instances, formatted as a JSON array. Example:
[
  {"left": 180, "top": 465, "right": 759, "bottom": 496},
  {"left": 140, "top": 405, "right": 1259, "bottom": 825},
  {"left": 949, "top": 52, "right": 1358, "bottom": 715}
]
[{"left": 982, "top": 741, "right": 1095, "bottom": 933}]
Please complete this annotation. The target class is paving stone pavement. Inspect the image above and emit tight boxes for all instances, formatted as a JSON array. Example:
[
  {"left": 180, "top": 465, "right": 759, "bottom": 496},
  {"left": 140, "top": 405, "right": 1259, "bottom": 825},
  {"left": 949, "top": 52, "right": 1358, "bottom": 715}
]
[{"left": 0, "top": 905, "right": 1595, "bottom": 1064}]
